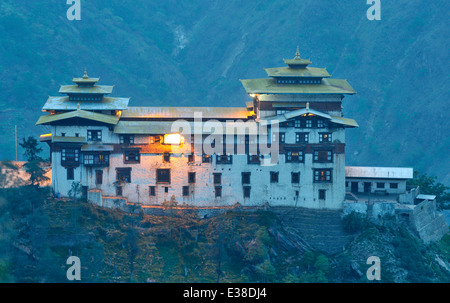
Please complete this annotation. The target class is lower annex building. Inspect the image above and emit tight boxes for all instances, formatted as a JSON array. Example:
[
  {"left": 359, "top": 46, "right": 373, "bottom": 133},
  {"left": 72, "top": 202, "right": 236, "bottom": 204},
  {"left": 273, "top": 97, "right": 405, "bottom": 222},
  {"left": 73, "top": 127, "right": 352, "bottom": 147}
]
[{"left": 37, "top": 48, "right": 360, "bottom": 210}]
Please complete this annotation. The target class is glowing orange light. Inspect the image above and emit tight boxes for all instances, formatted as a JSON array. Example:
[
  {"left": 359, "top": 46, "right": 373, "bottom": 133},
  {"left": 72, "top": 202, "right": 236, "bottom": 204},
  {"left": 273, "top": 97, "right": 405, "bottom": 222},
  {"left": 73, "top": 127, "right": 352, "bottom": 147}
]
[
  {"left": 40, "top": 133, "right": 52, "bottom": 138},
  {"left": 163, "top": 133, "right": 184, "bottom": 145}
]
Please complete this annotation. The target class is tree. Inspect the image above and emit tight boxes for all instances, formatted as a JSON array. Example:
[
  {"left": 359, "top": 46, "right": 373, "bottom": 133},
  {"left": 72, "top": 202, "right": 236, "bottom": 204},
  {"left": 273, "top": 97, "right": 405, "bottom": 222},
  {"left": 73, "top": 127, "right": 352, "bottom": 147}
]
[
  {"left": 408, "top": 171, "right": 450, "bottom": 209},
  {"left": 19, "top": 136, "right": 43, "bottom": 162},
  {"left": 23, "top": 160, "right": 50, "bottom": 187},
  {"left": 19, "top": 136, "right": 49, "bottom": 187}
]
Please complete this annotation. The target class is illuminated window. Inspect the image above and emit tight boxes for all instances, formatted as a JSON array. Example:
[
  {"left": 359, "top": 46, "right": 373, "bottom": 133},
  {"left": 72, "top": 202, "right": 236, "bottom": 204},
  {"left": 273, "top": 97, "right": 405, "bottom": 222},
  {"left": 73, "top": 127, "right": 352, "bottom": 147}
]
[
  {"left": 317, "top": 120, "right": 324, "bottom": 128},
  {"left": 202, "top": 154, "right": 211, "bottom": 163},
  {"left": 319, "top": 133, "right": 332, "bottom": 143},
  {"left": 306, "top": 120, "right": 312, "bottom": 128},
  {"left": 294, "top": 119, "right": 301, "bottom": 128},
  {"left": 286, "top": 151, "right": 304, "bottom": 163},
  {"left": 314, "top": 169, "right": 332, "bottom": 183}
]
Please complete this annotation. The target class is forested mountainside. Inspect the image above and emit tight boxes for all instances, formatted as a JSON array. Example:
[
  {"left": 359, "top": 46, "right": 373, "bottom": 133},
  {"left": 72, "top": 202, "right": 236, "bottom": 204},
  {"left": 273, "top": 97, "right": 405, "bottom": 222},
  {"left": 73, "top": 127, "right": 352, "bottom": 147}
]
[
  {"left": 0, "top": 0, "right": 448, "bottom": 184},
  {"left": 0, "top": 187, "right": 449, "bottom": 283}
]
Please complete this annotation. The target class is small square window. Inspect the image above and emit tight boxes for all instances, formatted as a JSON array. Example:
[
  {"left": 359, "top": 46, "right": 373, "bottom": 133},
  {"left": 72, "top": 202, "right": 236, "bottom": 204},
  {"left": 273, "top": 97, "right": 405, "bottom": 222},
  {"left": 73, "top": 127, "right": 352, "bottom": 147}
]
[
  {"left": 242, "top": 172, "right": 251, "bottom": 185},
  {"left": 149, "top": 186, "right": 156, "bottom": 196},
  {"left": 116, "top": 186, "right": 122, "bottom": 196},
  {"left": 270, "top": 172, "right": 279, "bottom": 183},
  {"left": 116, "top": 168, "right": 131, "bottom": 183},
  {"left": 291, "top": 172, "right": 300, "bottom": 184},
  {"left": 213, "top": 173, "right": 222, "bottom": 185},
  {"left": 188, "top": 154, "right": 195, "bottom": 163},
  {"left": 120, "top": 135, "right": 134, "bottom": 145},
  {"left": 279, "top": 132, "right": 285, "bottom": 143},
  {"left": 202, "top": 154, "right": 211, "bottom": 163},
  {"left": 243, "top": 186, "right": 251, "bottom": 198},
  {"left": 163, "top": 152, "right": 170, "bottom": 163},
  {"left": 319, "top": 189, "right": 326, "bottom": 200},
  {"left": 87, "top": 130, "right": 102, "bottom": 142},
  {"left": 188, "top": 172, "right": 196, "bottom": 184},
  {"left": 67, "top": 167, "right": 74, "bottom": 180},
  {"left": 95, "top": 170, "right": 103, "bottom": 185},
  {"left": 215, "top": 186, "right": 222, "bottom": 198},
  {"left": 390, "top": 183, "right": 398, "bottom": 189},
  {"left": 182, "top": 186, "right": 190, "bottom": 197}
]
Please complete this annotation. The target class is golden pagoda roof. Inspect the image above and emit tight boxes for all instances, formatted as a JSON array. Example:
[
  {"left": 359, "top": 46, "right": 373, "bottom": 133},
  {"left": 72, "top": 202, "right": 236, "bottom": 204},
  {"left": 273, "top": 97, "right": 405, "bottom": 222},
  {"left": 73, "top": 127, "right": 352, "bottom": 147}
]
[
  {"left": 42, "top": 96, "right": 129, "bottom": 111},
  {"left": 36, "top": 109, "right": 119, "bottom": 125},
  {"left": 240, "top": 78, "right": 356, "bottom": 95}
]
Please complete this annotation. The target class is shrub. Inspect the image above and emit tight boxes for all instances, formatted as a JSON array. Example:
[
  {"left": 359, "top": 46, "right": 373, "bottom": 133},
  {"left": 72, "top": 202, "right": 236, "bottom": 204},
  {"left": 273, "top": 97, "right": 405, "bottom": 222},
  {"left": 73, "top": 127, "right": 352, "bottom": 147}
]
[{"left": 343, "top": 211, "right": 367, "bottom": 233}]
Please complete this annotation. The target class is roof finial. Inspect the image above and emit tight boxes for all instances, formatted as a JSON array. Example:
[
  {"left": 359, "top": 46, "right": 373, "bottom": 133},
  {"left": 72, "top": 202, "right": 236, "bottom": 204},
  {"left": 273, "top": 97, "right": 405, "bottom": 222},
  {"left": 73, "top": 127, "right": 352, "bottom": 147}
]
[
  {"left": 77, "top": 102, "right": 81, "bottom": 110},
  {"left": 295, "top": 45, "right": 300, "bottom": 59},
  {"left": 306, "top": 102, "right": 310, "bottom": 110},
  {"left": 83, "top": 68, "right": 88, "bottom": 79}
]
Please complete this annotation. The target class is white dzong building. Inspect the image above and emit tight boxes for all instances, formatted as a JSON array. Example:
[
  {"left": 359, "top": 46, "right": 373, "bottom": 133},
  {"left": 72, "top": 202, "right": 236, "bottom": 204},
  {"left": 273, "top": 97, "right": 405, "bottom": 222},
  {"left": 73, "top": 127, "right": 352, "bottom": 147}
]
[{"left": 37, "top": 49, "right": 359, "bottom": 210}]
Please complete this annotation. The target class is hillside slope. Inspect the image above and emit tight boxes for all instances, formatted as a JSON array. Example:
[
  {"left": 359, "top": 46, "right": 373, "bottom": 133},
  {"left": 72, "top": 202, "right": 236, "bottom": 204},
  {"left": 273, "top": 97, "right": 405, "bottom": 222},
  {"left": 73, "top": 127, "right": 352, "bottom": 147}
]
[
  {"left": 0, "top": 0, "right": 448, "bottom": 183},
  {"left": 0, "top": 186, "right": 449, "bottom": 283}
]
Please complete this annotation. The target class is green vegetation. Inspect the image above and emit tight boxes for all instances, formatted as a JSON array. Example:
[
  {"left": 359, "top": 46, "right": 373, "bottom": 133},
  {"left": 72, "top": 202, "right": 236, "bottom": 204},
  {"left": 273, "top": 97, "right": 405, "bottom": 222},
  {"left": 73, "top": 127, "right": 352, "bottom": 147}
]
[
  {"left": 0, "top": 187, "right": 448, "bottom": 283},
  {"left": 408, "top": 171, "right": 450, "bottom": 209},
  {"left": 343, "top": 211, "right": 368, "bottom": 233}
]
